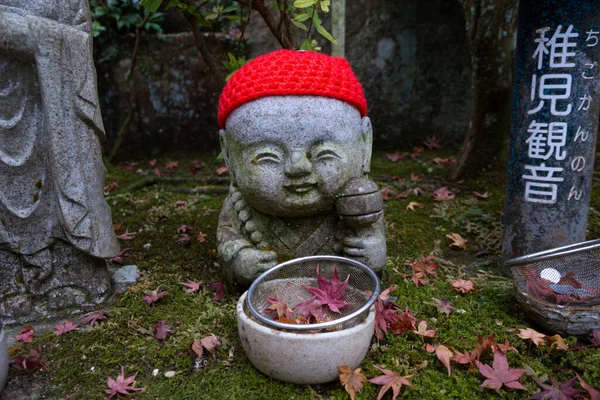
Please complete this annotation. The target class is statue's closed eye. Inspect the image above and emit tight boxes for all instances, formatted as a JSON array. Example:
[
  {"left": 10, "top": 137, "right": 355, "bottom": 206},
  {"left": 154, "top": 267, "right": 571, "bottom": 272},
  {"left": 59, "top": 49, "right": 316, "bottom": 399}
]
[
  {"left": 252, "top": 152, "right": 281, "bottom": 164},
  {"left": 315, "top": 149, "right": 341, "bottom": 161}
]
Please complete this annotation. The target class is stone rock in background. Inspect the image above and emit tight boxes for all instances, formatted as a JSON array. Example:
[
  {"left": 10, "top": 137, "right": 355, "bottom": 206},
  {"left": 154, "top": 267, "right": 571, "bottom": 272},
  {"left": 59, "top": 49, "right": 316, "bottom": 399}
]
[
  {"left": 95, "top": 32, "right": 231, "bottom": 158},
  {"left": 345, "top": 0, "right": 471, "bottom": 148},
  {"left": 0, "top": 0, "right": 119, "bottom": 324}
]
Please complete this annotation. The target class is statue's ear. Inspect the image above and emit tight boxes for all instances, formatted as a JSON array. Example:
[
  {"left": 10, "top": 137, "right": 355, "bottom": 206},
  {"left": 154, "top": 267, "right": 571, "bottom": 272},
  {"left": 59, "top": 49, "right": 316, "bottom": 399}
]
[
  {"left": 360, "top": 117, "right": 373, "bottom": 174},
  {"left": 219, "top": 129, "right": 235, "bottom": 183}
]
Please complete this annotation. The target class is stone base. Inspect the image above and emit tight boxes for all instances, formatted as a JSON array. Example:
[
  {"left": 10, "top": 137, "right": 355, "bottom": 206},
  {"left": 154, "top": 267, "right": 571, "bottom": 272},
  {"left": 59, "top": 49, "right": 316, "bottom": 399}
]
[{"left": 0, "top": 241, "right": 111, "bottom": 325}]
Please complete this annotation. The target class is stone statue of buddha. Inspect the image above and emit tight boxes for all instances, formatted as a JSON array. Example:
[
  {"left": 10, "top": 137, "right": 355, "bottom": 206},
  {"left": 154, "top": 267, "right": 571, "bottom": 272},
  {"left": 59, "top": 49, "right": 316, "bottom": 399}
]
[
  {"left": 217, "top": 50, "right": 386, "bottom": 286},
  {"left": 0, "top": 0, "right": 119, "bottom": 322}
]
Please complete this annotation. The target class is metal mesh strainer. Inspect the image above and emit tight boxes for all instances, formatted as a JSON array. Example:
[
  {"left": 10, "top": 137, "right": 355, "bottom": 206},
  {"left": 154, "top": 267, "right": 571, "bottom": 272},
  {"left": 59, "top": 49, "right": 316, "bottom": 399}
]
[
  {"left": 505, "top": 239, "right": 600, "bottom": 306},
  {"left": 246, "top": 255, "right": 380, "bottom": 331}
]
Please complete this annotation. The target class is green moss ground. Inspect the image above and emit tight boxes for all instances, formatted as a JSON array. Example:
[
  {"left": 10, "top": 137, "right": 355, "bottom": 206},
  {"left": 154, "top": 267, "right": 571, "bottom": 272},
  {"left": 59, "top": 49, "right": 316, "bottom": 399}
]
[{"left": 4, "top": 151, "right": 600, "bottom": 399}]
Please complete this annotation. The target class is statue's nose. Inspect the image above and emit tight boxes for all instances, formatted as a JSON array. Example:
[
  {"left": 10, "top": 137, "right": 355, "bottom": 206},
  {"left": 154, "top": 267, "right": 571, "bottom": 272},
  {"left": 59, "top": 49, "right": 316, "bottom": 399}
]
[{"left": 285, "top": 151, "right": 312, "bottom": 177}]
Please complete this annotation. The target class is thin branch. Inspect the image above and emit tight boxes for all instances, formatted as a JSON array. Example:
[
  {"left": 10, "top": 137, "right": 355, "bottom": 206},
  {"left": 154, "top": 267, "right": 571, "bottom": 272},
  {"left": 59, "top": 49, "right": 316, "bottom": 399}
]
[
  {"left": 305, "top": 3, "right": 317, "bottom": 43},
  {"left": 108, "top": 12, "right": 153, "bottom": 162},
  {"left": 234, "top": 0, "right": 294, "bottom": 48}
]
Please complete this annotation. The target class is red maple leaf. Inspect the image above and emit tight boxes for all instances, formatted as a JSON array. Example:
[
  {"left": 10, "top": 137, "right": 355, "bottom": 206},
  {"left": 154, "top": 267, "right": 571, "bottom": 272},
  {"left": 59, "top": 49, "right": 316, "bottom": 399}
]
[
  {"left": 423, "top": 136, "right": 442, "bottom": 151},
  {"left": 432, "top": 186, "right": 456, "bottom": 202},
  {"left": 374, "top": 297, "right": 399, "bottom": 340},
  {"left": 108, "top": 248, "right": 132, "bottom": 265},
  {"left": 293, "top": 297, "right": 324, "bottom": 323},
  {"left": 105, "top": 366, "right": 144, "bottom": 399},
  {"left": 103, "top": 180, "right": 119, "bottom": 196},
  {"left": 407, "top": 252, "right": 438, "bottom": 286},
  {"left": 429, "top": 298, "right": 456, "bottom": 315},
  {"left": 117, "top": 228, "right": 136, "bottom": 241},
  {"left": 209, "top": 281, "right": 224, "bottom": 301},
  {"left": 153, "top": 319, "right": 175, "bottom": 340},
  {"left": 475, "top": 349, "right": 525, "bottom": 390},
  {"left": 215, "top": 166, "right": 229, "bottom": 176},
  {"left": 450, "top": 279, "right": 477, "bottom": 293},
  {"left": 592, "top": 330, "right": 600, "bottom": 346},
  {"left": 179, "top": 279, "right": 202, "bottom": 294},
  {"left": 196, "top": 231, "right": 208, "bottom": 243},
  {"left": 386, "top": 151, "right": 407, "bottom": 162},
  {"left": 303, "top": 265, "right": 351, "bottom": 313},
  {"left": 527, "top": 376, "right": 582, "bottom": 400},
  {"left": 577, "top": 374, "right": 600, "bottom": 400},
  {"left": 451, "top": 349, "right": 475, "bottom": 366},
  {"left": 264, "top": 295, "right": 294, "bottom": 320},
  {"left": 177, "top": 233, "right": 192, "bottom": 247},
  {"left": 382, "top": 187, "right": 408, "bottom": 201},
  {"left": 471, "top": 334, "right": 495, "bottom": 360},
  {"left": 176, "top": 225, "right": 193, "bottom": 234},
  {"left": 189, "top": 160, "right": 204, "bottom": 175},
  {"left": 390, "top": 307, "right": 418, "bottom": 334},
  {"left": 165, "top": 161, "right": 179, "bottom": 170},
  {"left": 53, "top": 320, "right": 79, "bottom": 336},
  {"left": 149, "top": 159, "right": 157, "bottom": 168},
  {"left": 368, "top": 365, "right": 413, "bottom": 400},
  {"left": 11, "top": 349, "right": 50, "bottom": 375},
  {"left": 201, "top": 336, "right": 220, "bottom": 359},
  {"left": 142, "top": 287, "right": 169, "bottom": 305},
  {"left": 81, "top": 312, "right": 107, "bottom": 326},
  {"left": 14, "top": 326, "right": 35, "bottom": 343}
]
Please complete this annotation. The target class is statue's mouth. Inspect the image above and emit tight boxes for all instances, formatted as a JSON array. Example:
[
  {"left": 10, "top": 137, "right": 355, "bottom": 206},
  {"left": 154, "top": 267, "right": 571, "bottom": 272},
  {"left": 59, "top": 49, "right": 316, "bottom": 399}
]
[{"left": 284, "top": 182, "right": 317, "bottom": 193}]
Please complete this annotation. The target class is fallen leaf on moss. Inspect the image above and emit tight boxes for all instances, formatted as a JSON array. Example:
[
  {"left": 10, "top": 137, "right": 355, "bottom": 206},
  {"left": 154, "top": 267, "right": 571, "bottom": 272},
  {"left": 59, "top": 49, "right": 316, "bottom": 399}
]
[
  {"left": 105, "top": 366, "right": 144, "bottom": 399},
  {"left": 577, "top": 374, "right": 600, "bottom": 400},
  {"left": 517, "top": 328, "right": 546, "bottom": 347},
  {"left": 473, "top": 191, "right": 490, "bottom": 199},
  {"left": 432, "top": 186, "right": 455, "bottom": 202},
  {"left": 209, "top": 281, "right": 225, "bottom": 302},
  {"left": 475, "top": 349, "right": 525, "bottom": 390},
  {"left": 368, "top": 365, "right": 413, "bottom": 400},
  {"left": 527, "top": 376, "right": 581, "bottom": 400},
  {"left": 435, "top": 345, "right": 453, "bottom": 376},
  {"left": 11, "top": 349, "right": 49, "bottom": 375},
  {"left": 201, "top": 336, "right": 221, "bottom": 359},
  {"left": 143, "top": 287, "right": 169, "bottom": 305},
  {"left": 54, "top": 320, "right": 79, "bottom": 336},
  {"left": 196, "top": 231, "right": 208, "bottom": 243},
  {"left": 14, "top": 326, "right": 35, "bottom": 343},
  {"left": 109, "top": 248, "right": 132, "bottom": 265},
  {"left": 81, "top": 312, "right": 107, "bottom": 327},
  {"left": 496, "top": 339, "right": 518, "bottom": 354},
  {"left": 179, "top": 279, "right": 202, "bottom": 294},
  {"left": 449, "top": 279, "right": 476, "bottom": 293},
  {"left": 153, "top": 320, "right": 175, "bottom": 340},
  {"left": 176, "top": 225, "right": 193, "bottom": 234},
  {"left": 338, "top": 366, "right": 367, "bottom": 400},
  {"left": 446, "top": 233, "right": 467, "bottom": 250},
  {"left": 406, "top": 202, "right": 423, "bottom": 211},
  {"left": 413, "top": 320, "right": 436, "bottom": 338},
  {"left": 117, "top": 228, "right": 135, "bottom": 241},
  {"left": 548, "top": 334, "right": 569, "bottom": 351},
  {"left": 215, "top": 166, "right": 229, "bottom": 176}
]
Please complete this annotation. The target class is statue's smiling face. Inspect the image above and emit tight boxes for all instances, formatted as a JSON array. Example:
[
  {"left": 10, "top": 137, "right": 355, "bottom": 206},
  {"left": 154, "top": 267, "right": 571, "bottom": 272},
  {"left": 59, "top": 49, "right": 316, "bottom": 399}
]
[{"left": 222, "top": 97, "right": 369, "bottom": 217}]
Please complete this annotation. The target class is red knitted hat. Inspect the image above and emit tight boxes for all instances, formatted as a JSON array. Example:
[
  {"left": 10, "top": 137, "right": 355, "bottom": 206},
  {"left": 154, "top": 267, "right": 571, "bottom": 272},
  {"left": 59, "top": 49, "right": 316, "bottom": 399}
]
[{"left": 218, "top": 49, "right": 367, "bottom": 128}]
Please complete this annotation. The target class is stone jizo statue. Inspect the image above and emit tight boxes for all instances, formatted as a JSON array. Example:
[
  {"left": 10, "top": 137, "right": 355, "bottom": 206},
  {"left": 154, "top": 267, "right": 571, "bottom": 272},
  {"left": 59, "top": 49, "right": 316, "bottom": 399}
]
[
  {"left": 217, "top": 50, "right": 386, "bottom": 286},
  {"left": 0, "top": 0, "right": 119, "bottom": 322}
]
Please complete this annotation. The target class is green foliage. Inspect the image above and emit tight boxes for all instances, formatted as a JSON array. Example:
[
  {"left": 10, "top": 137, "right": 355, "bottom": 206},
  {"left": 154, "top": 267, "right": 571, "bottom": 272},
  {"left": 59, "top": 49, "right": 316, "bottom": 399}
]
[
  {"left": 90, "top": 0, "right": 164, "bottom": 37},
  {"left": 223, "top": 53, "right": 248, "bottom": 81}
]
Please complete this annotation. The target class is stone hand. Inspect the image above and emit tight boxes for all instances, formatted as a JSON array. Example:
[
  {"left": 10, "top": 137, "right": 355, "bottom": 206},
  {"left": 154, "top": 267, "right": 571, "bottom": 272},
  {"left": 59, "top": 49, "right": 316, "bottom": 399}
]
[
  {"left": 233, "top": 247, "right": 278, "bottom": 286},
  {"left": 340, "top": 228, "right": 386, "bottom": 271}
]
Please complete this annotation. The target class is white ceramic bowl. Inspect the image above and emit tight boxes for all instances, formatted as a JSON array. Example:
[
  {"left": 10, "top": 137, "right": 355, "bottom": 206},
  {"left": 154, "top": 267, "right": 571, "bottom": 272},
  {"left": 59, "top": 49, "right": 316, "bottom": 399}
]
[
  {"left": 237, "top": 291, "right": 375, "bottom": 384},
  {"left": 0, "top": 325, "right": 7, "bottom": 392}
]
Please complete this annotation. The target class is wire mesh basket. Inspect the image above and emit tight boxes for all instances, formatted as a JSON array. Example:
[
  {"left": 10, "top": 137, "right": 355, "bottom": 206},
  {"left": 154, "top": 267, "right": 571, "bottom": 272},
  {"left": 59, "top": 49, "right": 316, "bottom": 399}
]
[
  {"left": 505, "top": 239, "right": 600, "bottom": 335},
  {"left": 246, "top": 255, "right": 380, "bottom": 332}
]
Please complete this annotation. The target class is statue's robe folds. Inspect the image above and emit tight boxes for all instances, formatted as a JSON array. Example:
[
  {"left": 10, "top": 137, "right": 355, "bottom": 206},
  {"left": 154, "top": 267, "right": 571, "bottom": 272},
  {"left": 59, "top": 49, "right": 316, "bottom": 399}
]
[{"left": 0, "top": 4, "right": 119, "bottom": 320}]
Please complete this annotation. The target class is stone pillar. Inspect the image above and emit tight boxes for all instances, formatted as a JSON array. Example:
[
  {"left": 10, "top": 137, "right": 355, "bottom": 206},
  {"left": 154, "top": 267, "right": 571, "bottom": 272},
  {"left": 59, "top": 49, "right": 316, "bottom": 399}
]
[
  {"left": 0, "top": 0, "right": 119, "bottom": 323},
  {"left": 502, "top": 0, "right": 600, "bottom": 262}
]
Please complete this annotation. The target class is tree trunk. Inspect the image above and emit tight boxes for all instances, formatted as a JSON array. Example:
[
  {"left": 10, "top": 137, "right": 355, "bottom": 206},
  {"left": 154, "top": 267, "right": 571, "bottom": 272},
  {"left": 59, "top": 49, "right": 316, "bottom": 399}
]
[{"left": 452, "top": 0, "right": 518, "bottom": 180}]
